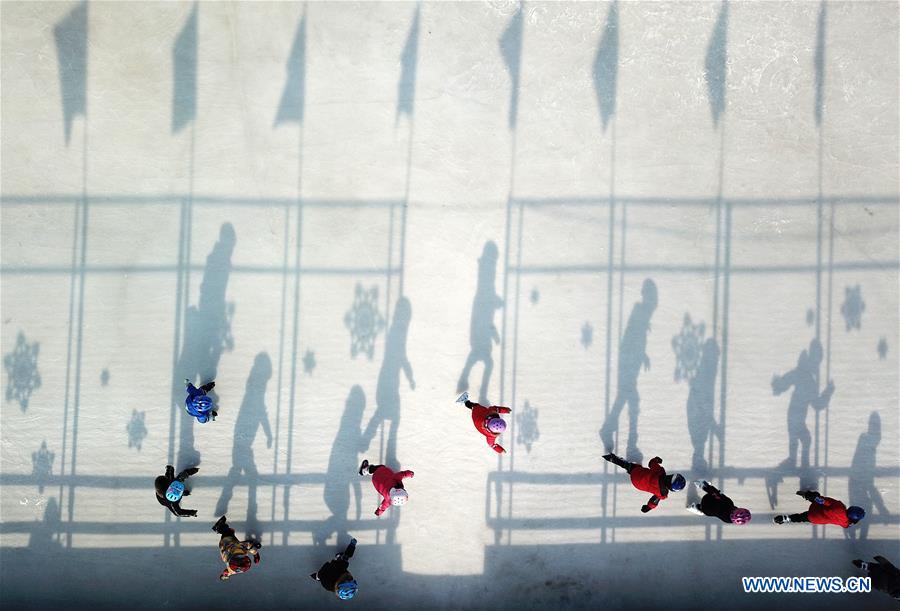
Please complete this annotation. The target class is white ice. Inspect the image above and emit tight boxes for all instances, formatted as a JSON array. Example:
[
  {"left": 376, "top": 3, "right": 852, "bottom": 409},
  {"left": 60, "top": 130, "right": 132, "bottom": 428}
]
[{"left": 1, "top": 1, "right": 898, "bottom": 609}]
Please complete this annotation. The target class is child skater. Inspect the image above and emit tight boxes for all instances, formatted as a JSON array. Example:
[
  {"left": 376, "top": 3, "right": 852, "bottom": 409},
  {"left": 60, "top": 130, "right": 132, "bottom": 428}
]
[
  {"left": 212, "top": 515, "right": 261, "bottom": 580},
  {"left": 185, "top": 378, "right": 217, "bottom": 423},
  {"left": 773, "top": 490, "right": 865, "bottom": 528},
  {"left": 685, "top": 480, "right": 751, "bottom": 525},
  {"left": 357, "top": 460, "right": 414, "bottom": 516},
  {"left": 603, "top": 452, "right": 685, "bottom": 512},
  {"left": 310, "top": 537, "right": 359, "bottom": 601},
  {"left": 456, "top": 391, "right": 511, "bottom": 454}
]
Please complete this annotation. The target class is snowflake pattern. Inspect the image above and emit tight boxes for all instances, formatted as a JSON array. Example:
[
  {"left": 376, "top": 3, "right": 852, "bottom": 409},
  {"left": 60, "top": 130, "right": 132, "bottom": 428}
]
[
  {"left": 581, "top": 322, "right": 593, "bottom": 349},
  {"left": 302, "top": 349, "right": 316, "bottom": 375},
  {"left": 516, "top": 400, "right": 540, "bottom": 453},
  {"left": 671, "top": 313, "right": 706, "bottom": 382},
  {"left": 530, "top": 288, "right": 539, "bottom": 305},
  {"left": 840, "top": 285, "right": 865, "bottom": 331},
  {"left": 32, "top": 440, "right": 54, "bottom": 493},
  {"left": 126, "top": 409, "right": 147, "bottom": 450},
  {"left": 877, "top": 337, "right": 888, "bottom": 360},
  {"left": 344, "top": 284, "right": 386, "bottom": 360},
  {"left": 4, "top": 331, "right": 42, "bottom": 411}
]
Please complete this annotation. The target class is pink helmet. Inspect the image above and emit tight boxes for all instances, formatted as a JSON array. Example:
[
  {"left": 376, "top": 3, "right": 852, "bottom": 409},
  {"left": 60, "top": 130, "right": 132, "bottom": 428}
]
[
  {"left": 730, "top": 508, "right": 752, "bottom": 525},
  {"left": 486, "top": 417, "right": 507, "bottom": 434}
]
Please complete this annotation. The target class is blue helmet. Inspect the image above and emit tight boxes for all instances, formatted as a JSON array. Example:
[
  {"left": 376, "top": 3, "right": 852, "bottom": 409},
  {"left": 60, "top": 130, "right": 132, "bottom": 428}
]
[
  {"left": 192, "top": 395, "right": 213, "bottom": 411},
  {"left": 669, "top": 474, "right": 686, "bottom": 492},
  {"left": 165, "top": 480, "right": 185, "bottom": 503},
  {"left": 847, "top": 506, "right": 866, "bottom": 522},
  {"left": 336, "top": 579, "right": 358, "bottom": 600}
]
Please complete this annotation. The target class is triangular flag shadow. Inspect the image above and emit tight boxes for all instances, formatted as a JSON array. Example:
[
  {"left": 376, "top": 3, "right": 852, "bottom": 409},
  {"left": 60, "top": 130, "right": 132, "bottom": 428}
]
[
  {"left": 500, "top": 6, "right": 523, "bottom": 130},
  {"left": 396, "top": 5, "right": 420, "bottom": 120},
  {"left": 172, "top": 4, "right": 198, "bottom": 133},
  {"left": 704, "top": 1, "right": 729, "bottom": 128},
  {"left": 53, "top": 1, "right": 88, "bottom": 145},
  {"left": 593, "top": 1, "right": 619, "bottom": 132},
  {"left": 814, "top": 2, "right": 826, "bottom": 126},
  {"left": 275, "top": 16, "right": 306, "bottom": 126}
]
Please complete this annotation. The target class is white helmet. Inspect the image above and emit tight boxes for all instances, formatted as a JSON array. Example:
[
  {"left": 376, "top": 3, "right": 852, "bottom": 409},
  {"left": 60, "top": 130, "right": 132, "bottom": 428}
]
[{"left": 389, "top": 488, "right": 408, "bottom": 506}]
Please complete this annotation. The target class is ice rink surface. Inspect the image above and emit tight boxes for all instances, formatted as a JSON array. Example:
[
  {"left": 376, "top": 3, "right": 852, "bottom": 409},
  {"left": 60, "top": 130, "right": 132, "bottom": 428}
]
[{"left": 1, "top": 1, "right": 898, "bottom": 609}]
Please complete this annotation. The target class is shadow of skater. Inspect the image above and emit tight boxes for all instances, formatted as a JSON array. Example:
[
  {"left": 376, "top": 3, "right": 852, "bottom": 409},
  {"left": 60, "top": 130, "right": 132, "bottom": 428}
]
[
  {"left": 599, "top": 278, "right": 657, "bottom": 463},
  {"left": 28, "top": 497, "right": 60, "bottom": 550},
  {"left": 771, "top": 338, "right": 834, "bottom": 469},
  {"left": 362, "top": 297, "right": 414, "bottom": 467},
  {"left": 687, "top": 338, "right": 721, "bottom": 473},
  {"left": 319, "top": 386, "right": 366, "bottom": 546},
  {"left": 457, "top": 242, "right": 503, "bottom": 405},
  {"left": 848, "top": 412, "right": 889, "bottom": 540},
  {"left": 214, "top": 352, "right": 273, "bottom": 540},
  {"left": 175, "top": 222, "right": 236, "bottom": 469}
]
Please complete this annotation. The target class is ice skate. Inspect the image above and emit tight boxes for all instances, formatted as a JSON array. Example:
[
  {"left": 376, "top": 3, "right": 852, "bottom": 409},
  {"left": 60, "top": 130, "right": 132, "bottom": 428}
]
[
  {"left": 212, "top": 515, "right": 227, "bottom": 532},
  {"left": 693, "top": 480, "right": 710, "bottom": 492},
  {"left": 773, "top": 514, "right": 791, "bottom": 525},
  {"left": 309, "top": 572, "right": 319, "bottom": 581},
  {"left": 358, "top": 459, "right": 369, "bottom": 476},
  {"left": 685, "top": 504, "right": 704, "bottom": 516},
  {"left": 455, "top": 391, "right": 469, "bottom": 404},
  {"left": 852, "top": 559, "right": 868, "bottom": 571}
]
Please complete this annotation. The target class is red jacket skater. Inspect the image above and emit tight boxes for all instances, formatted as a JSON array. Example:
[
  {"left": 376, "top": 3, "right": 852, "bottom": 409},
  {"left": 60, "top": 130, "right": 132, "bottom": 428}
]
[
  {"left": 807, "top": 496, "right": 851, "bottom": 528},
  {"left": 371, "top": 466, "right": 414, "bottom": 516},
  {"left": 629, "top": 456, "right": 668, "bottom": 511},
  {"left": 470, "top": 402, "right": 512, "bottom": 453}
]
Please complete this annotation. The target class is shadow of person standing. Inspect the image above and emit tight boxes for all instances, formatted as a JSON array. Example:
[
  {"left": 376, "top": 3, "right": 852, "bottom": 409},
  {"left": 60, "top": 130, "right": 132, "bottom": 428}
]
[
  {"left": 175, "top": 222, "right": 236, "bottom": 469},
  {"left": 361, "top": 297, "right": 414, "bottom": 468},
  {"left": 319, "top": 385, "right": 366, "bottom": 546},
  {"left": 848, "top": 412, "right": 889, "bottom": 540},
  {"left": 27, "top": 497, "right": 60, "bottom": 551},
  {"left": 599, "top": 278, "right": 657, "bottom": 463},
  {"left": 457, "top": 242, "right": 503, "bottom": 405},
  {"left": 215, "top": 352, "right": 273, "bottom": 541},
  {"left": 687, "top": 338, "right": 721, "bottom": 474},
  {"left": 771, "top": 338, "right": 834, "bottom": 470}
]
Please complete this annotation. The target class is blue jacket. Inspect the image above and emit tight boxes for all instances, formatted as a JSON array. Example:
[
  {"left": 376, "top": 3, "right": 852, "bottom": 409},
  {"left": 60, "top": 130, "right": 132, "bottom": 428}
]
[{"left": 185, "top": 383, "right": 214, "bottom": 423}]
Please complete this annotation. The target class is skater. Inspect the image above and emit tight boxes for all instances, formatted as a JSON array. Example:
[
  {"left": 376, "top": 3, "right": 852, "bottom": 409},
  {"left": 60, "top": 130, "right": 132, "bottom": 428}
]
[
  {"left": 212, "top": 515, "right": 261, "bottom": 581},
  {"left": 771, "top": 339, "right": 835, "bottom": 469},
  {"left": 599, "top": 278, "right": 658, "bottom": 462},
  {"left": 358, "top": 460, "right": 414, "bottom": 516},
  {"left": 456, "top": 391, "right": 511, "bottom": 454},
  {"left": 602, "top": 452, "right": 685, "bottom": 512},
  {"left": 851, "top": 556, "right": 900, "bottom": 600},
  {"left": 310, "top": 537, "right": 359, "bottom": 600},
  {"left": 773, "top": 490, "right": 865, "bottom": 528},
  {"left": 685, "top": 480, "right": 751, "bottom": 525},
  {"left": 154, "top": 465, "right": 199, "bottom": 517},
  {"left": 185, "top": 378, "right": 217, "bottom": 423}
]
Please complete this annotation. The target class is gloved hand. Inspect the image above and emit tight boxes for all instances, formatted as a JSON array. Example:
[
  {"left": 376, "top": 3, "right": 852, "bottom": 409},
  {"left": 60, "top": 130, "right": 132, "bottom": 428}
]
[
  {"left": 492, "top": 444, "right": 506, "bottom": 454},
  {"left": 640, "top": 505, "right": 651, "bottom": 513},
  {"left": 375, "top": 508, "right": 383, "bottom": 516}
]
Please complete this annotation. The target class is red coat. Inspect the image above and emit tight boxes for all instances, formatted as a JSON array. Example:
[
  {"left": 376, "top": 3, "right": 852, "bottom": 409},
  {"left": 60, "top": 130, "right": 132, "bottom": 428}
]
[
  {"left": 371, "top": 466, "right": 414, "bottom": 516},
  {"left": 629, "top": 456, "right": 668, "bottom": 511},
  {"left": 807, "top": 497, "right": 851, "bottom": 528},
  {"left": 471, "top": 403, "right": 512, "bottom": 453}
]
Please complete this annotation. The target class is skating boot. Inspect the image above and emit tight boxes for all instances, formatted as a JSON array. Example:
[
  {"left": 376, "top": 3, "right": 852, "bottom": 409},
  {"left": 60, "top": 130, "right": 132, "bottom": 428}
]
[{"left": 685, "top": 504, "right": 705, "bottom": 516}]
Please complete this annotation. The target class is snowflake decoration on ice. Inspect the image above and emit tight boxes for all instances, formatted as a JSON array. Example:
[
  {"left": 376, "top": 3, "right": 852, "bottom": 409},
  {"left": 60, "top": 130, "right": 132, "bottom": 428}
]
[
  {"left": 516, "top": 400, "right": 540, "bottom": 453},
  {"left": 4, "top": 331, "right": 42, "bottom": 411},
  {"left": 343, "top": 284, "right": 386, "bottom": 360},
  {"left": 530, "top": 288, "right": 540, "bottom": 305},
  {"left": 302, "top": 349, "right": 316, "bottom": 375},
  {"left": 805, "top": 308, "right": 815, "bottom": 327},
  {"left": 671, "top": 313, "right": 706, "bottom": 383},
  {"left": 126, "top": 409, "right": 147, "bottom": 450},
  {"left": 581, "top": 322, "right": 593, "bottom": 349},
  {"left": 840, "top": 285, "right": 865, "bottom": 331},
  {"left": 877, "top": 337, "right": 888, "bottom": 360},
  {"left": 100, "top": 369, "right": 110, "bottom": 386},
  {"left": 32, "top": 441, "right": 54, "bottom": 493}
]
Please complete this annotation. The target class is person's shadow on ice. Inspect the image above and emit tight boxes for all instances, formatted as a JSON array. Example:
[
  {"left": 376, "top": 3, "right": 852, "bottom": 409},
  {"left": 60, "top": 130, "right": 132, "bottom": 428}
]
[
  {"left": 847, "top": 412, "right": 889, "bottom": 540},
  {"left": 457, "top": 242, "right": 503, "bottom": 405}
]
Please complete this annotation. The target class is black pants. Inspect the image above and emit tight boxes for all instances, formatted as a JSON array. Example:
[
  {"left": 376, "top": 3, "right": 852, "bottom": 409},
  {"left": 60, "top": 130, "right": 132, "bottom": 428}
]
[
  {"left": 607, "top": 454, "right": 635, "bottom": 474},
  {"left": 366, "top": 464, "right": 383, "bottom": 475},
  {"left": 336, "top": 539, "right": 356, "bottom": 562},
  {"left": 200, "top": 381, "right": 215, "bottom": 392},
  {"left": 789, "top": 511, "right": 811, "bottom": 523}
]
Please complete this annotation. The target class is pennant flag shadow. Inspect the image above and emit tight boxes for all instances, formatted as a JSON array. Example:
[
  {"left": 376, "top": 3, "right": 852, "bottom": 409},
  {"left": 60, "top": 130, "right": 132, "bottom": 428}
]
[
  {"left": 704, "top": 1, "right": 729, "bottom": 128},
  {"left": 500, "top": 6, "right": 523, "bottom": 130},
  {"left": 172, "top": 4, "right": 198, "bottom": 133},
  {"left": 593, "top": 1, "right": 619, "bottom": 132},
  {"left": 396, "top": 5, "right": 420, "bottom": 121},
  {"left": 275, "top": 15, "right": 306, "bottom": 127},
  {"left": 53, "top": 1, "right": 88, "bottom": 145}
]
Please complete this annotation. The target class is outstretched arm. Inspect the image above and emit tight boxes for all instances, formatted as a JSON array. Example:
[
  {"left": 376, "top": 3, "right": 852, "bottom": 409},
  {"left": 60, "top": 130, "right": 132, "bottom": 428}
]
[
  {"left": 402, "top": 357, "right": 415, "bottom": 390},
  {"left": 641, "top": 495, "right": 660, "bottom": 513},
  {"left": 492, "top": 406, "right": 512, "bottom": 414},
  {"left": 262, "top": 408, "right": 273, "bottom": 448},
  {"left": 771, "top": 369, "right": 797, "bottom": 395},
  {"left": 375, "top": 496, "right": 391, "bottom": 516},
  {"left": 169, "top": 502, "right": 197, "bottom": 517}
]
